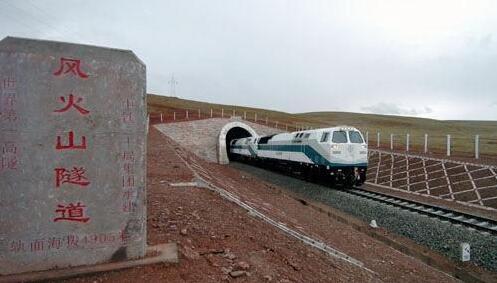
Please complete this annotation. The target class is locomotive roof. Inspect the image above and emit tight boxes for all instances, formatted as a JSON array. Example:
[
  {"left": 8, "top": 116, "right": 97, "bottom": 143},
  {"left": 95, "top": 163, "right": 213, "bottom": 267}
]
[
  {"left": 232, "top": 126, "right": 362, "bottom": 144},
  {"left": 288, "top": 125, "right": 359, "bottom": 135}
]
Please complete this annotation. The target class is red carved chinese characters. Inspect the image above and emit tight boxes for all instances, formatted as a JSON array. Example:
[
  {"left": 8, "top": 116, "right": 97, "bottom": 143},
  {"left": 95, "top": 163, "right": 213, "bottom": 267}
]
[
  {"left": 53, "top": 202, "right": 90, "bottom": 223},
  {"left": 2, "top": 76, "right": 16, "bottom": 89},
  {"left": 1, "top": 93, "right": 17, "bottom": 122},
  {"left": 51, "top": 57, "right": 93, "bottom": 224},
  {"left": 56, "top": 131, "right": 86, "bottom": 150},
  {"left": 2, "top": 93, "right": 16, "bottom": 109},
  {"left": 53, "top": 58, "right": 89, "bottom": 78},
  {"left": 122, "top": 150, "right": 135, "bottom": 188},
  {"left": 9, "top": 240, "right": 25, "bottom": 253},
  {"left": 1, "top": 142, "right": 18, "bottom": 171},
  {"left": 55, "top": 167, "right": 90, "bottom": 187},
  {"left": 1, "top": 77, "right": 18, "bottom": 124},
  {"left": 120, "top": 135, "right": 137, "bottom": 213},
  {"left": 8, "top": 231, "right": 127, "bottom": 254},
  {"left": 47, "top": 237, "right": 62, "bottom": 250},
  {"left": 119, "top": 229, "right": 130, "bottom": 245},
  {"left": 122, "top": 190, "right": 137, "bottom": 213},
  {"left": 122, "top": 98, "right": 135, "bottom": 123},
  {"left": 53, "top": 94, "right": 90, "bottom": 115},
  {"left": 30, "top": 239, "right": 45, "bottom": 252},
  {"left": 66, "top": 234, "right": 79, "bottom": 249}
]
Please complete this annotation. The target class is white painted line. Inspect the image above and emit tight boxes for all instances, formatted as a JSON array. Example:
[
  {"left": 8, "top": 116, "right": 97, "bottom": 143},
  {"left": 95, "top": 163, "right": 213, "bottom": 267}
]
[{"left": 169, "top": 182, "right": 198, "bottom": 187}]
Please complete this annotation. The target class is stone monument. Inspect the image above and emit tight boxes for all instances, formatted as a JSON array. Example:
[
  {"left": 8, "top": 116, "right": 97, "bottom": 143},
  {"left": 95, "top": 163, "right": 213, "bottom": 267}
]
[{"left": 0, "top": 37, "right": 147, "bottom": 275}]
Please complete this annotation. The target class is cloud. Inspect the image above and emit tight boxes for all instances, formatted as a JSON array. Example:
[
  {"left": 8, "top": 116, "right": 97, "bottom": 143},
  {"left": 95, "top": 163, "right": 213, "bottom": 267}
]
[
  {"left": 480, "top": 33, "right": 493, "bottom": 48},
  {"left": 1, "top": 1, "right": 497, "bottom": 120},
  {"left": 361, "top": 102, "right": 433, "bottom": 116}
]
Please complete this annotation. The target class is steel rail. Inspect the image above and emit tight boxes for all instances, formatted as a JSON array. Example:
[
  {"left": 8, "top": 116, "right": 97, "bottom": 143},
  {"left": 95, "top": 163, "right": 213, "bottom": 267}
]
[{"left": 346, "top": 187, "right": 497, "bottom": 235}]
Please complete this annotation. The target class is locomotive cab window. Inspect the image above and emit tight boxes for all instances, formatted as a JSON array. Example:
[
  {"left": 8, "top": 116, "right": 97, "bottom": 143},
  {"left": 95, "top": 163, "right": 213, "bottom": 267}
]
[
  {"left": 320, "top": 132, "right": 330, "bottom": 142},
  {"left": 303, "top": 133, "right": 310, "bottom": 139},
  {"left": 332, "top": 131, "right": 348, "bottom": 143},
  {"left": 348, "top": 131, "right": 363, "bottom": 143}
]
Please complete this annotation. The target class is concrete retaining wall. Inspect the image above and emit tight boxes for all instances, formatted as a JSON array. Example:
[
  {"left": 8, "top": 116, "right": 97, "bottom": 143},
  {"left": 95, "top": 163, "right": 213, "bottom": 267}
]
[{"left": 155, "top": 118, "right": 282, "bottom": 163}]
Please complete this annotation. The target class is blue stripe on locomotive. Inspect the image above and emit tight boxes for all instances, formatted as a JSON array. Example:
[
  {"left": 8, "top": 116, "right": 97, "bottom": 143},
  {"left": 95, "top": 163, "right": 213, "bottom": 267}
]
[
  {"left": 232, "top": 144, "right": 367, "bottom": 168},
  {"left": 231, "top": 145, "right": 257, "bottom": 156}
]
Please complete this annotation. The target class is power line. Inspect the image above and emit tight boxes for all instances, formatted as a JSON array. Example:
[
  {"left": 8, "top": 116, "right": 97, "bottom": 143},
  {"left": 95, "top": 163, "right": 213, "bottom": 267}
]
[
  {"left": 23, "top": 0, "right": 79, "bottom": 39},
  {"left": 0, "top": 6, "right": 46, "bottom": 35},
  {"left": 3, "top": 1, "right": 65, "bottom": 38}
]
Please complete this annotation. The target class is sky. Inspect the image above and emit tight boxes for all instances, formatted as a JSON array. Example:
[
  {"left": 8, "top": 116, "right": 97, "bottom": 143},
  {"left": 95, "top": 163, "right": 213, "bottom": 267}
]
[{"left": 1, "top": 0, "right": 496, "bottom": 120}]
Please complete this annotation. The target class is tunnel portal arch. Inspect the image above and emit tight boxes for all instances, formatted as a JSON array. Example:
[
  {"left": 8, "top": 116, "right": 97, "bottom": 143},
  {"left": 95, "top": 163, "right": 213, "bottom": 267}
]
[{"left": 218, "top": 121, "right": 258, "bottom": 164}]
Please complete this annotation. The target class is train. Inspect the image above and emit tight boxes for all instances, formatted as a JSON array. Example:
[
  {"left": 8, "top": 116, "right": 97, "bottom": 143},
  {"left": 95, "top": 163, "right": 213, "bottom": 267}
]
[{"left": 229, "top": 126, "right": 368, "bottom": 187}]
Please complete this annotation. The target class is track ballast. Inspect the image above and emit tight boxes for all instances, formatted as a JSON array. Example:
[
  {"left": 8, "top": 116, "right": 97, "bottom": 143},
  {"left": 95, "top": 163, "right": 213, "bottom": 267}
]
[{"left": 346, "top": 187, "right": 497, "bottom": 235}]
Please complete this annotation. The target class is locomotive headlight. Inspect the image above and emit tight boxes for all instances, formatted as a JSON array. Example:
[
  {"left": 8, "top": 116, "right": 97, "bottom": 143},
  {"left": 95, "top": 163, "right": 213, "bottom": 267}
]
[
  {"left": 361, "top": 144, "right": 367, "bottom": 149},
  {"left": 331, "top": 144, "right": 339, "bottom": 150}
]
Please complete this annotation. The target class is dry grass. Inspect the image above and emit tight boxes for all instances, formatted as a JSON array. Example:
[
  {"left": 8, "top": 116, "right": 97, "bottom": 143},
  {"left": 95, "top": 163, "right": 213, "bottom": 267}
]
[{"left": 148, "top": 94, "right": 497, "bottom": 155}]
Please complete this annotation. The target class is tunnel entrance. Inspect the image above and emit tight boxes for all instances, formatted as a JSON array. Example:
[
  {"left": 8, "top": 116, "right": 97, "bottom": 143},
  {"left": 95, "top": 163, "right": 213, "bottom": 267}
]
[
  {"left": 217, "top": 121, "right": 258, "bottom": 164},
  {"left": 225, "top": 127, "right": 252, "bottom": 161}
]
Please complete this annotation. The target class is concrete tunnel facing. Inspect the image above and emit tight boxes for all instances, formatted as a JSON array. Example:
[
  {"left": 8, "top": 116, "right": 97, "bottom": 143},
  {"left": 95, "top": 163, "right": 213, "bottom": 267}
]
[{"left": 217, "top": 121, "right": 258, "bottom": 164}]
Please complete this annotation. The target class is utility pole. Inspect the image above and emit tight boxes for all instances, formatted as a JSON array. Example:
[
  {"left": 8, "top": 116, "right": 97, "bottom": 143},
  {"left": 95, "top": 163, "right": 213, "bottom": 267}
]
[{"left": 168, "top": 74, "right": 178, "bottom": 97}]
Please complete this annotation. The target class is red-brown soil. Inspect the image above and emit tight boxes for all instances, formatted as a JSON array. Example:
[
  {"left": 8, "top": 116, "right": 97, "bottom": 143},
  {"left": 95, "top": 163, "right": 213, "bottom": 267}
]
[{"left": 62, "top": 128, "right": 462, "bottom": 283}]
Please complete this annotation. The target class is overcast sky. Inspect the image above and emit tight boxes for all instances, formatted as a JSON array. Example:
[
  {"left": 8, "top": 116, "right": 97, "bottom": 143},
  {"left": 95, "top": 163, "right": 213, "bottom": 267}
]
[{"left": 1, "top": 0, "right": 496, "bottom": 120}]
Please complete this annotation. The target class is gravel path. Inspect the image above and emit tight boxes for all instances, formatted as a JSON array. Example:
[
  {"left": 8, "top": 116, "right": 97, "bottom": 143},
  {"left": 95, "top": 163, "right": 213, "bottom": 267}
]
[{"left": 230, "top": 162, "right": 497, "bottom": 272}]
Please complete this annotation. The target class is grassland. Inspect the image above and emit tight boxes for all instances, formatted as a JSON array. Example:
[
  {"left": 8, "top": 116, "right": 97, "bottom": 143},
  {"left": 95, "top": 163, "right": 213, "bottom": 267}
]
[{"left": 148, "top": 94, "right": 497, "bottom": 156}]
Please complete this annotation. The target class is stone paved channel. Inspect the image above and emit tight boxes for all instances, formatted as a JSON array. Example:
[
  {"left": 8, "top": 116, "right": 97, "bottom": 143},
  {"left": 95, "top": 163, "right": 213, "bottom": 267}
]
[{"left": 230, "top": 161, "right": 497, "bottom": 272}]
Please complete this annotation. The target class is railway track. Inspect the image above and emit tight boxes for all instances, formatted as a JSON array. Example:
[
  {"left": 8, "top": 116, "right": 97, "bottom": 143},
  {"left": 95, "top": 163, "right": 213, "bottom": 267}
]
[
  {"left": 346, "top": 187, "right": 497, "bottom": 235},
  {"left": 253, "top": 162, "right": 497, "bottom": 236}
]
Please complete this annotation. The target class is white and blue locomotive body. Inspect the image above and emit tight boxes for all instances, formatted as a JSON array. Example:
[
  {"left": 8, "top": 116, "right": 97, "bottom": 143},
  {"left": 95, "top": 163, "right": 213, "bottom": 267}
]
[
  {"left": 230, "top": 126, "right": 368, "bottom": 186},
  {"left": 230, "top": 137, "right": 258, "bottom": 157}
]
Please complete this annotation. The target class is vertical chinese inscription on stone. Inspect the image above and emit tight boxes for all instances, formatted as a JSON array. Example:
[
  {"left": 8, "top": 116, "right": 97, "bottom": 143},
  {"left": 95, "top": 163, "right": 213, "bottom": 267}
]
[
  {"left": 0, "top": 37, "right": 147, "bottom": 275},
  {"left": 0, "top": 75, "right": 19, "bottom": 172},
  {"left": 52, "top": 57, "right": 91, "bottom": 223}
]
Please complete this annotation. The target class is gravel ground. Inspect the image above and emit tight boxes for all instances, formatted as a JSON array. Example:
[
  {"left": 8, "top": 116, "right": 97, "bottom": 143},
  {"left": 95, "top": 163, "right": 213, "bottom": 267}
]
[{"left": 230, "top": 162, "right": 497, "bottom": 272}]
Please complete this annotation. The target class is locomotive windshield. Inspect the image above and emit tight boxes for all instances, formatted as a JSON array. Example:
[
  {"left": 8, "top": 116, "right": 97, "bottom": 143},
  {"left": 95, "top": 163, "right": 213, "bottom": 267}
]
[
  {"left": 349, "top": 131, "right": 364, "bottom": 143},
  {"left": 332, "top": 131, "right": 348, "bottom": 143}
]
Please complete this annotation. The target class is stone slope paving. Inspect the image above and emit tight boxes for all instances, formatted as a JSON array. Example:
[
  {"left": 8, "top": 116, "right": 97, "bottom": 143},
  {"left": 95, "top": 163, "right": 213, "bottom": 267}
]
[{"left": 155, "top": 118, "right": 282, "bottom": 163}]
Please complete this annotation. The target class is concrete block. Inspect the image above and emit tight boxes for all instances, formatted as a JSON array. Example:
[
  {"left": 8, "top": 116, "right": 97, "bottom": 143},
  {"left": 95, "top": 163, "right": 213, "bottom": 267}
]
[
  {"left": 460, "top": 242, "right": 470, "bottom": 262},
  {"left": 0, "top": 37, "right": 147, "bottom": 275},
  {"left": 0, "top": 243, "right": 177, "bottom": 283}
]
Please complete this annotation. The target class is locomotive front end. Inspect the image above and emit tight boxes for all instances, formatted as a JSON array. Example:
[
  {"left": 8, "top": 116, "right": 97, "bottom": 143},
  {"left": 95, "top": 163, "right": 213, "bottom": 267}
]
[{"left": 328, "top": 127, "right": 368, "bottom": 186}]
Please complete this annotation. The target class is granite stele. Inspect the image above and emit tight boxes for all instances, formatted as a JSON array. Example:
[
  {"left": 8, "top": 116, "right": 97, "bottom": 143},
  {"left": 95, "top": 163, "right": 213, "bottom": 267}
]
[{"left": 0, "top": 37, "right": 147, "bottom": 275}]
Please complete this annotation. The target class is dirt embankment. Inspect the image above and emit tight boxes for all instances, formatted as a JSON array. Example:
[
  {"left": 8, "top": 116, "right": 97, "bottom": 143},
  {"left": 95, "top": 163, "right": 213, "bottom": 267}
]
[{"left": 62, "top": 128, "right": 460, "bottom": 283}]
